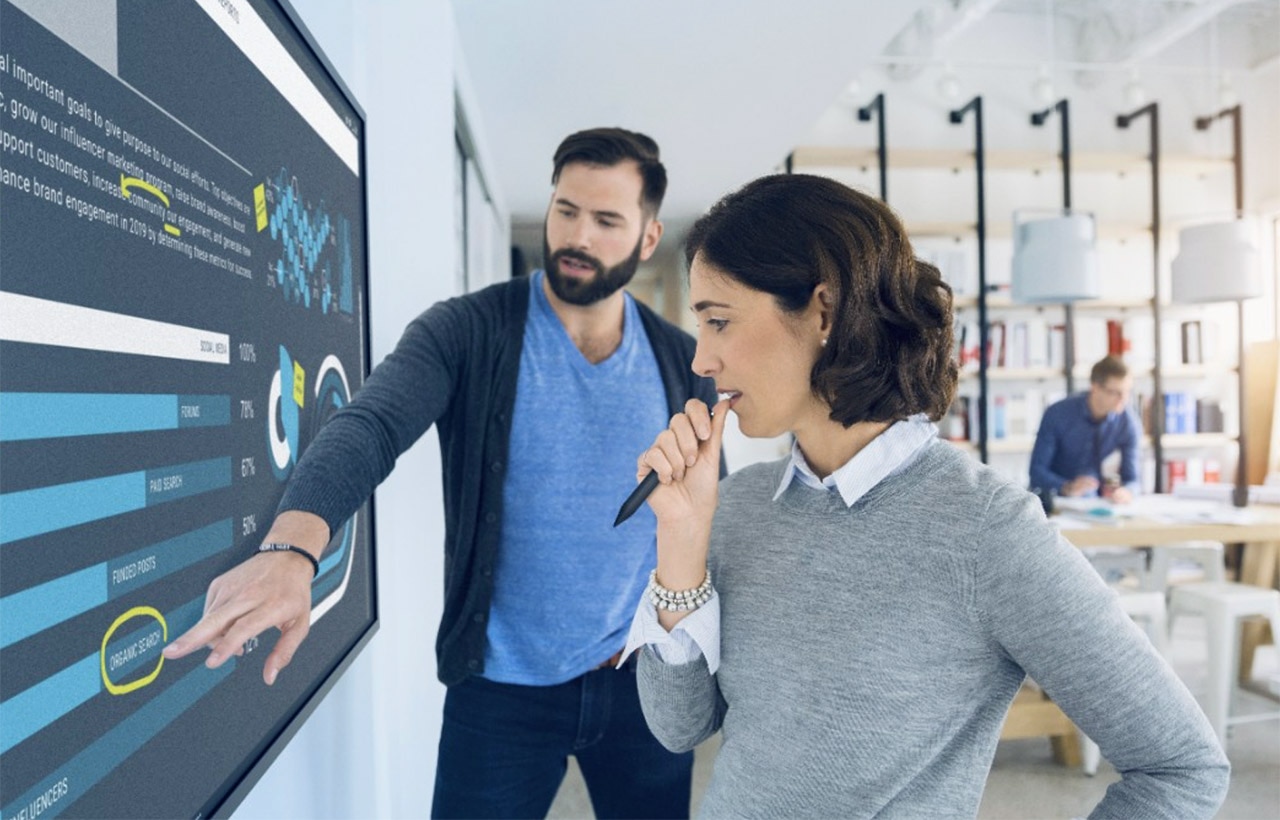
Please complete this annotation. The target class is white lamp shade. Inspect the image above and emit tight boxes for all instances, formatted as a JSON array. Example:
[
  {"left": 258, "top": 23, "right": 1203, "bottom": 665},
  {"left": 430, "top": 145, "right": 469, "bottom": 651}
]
[
  {"left": 1011, "top": 214, "right": 1101, "bottom": 303},
  {"left": 1170, "top": 219, "right": 1262, "bottom": 303}
]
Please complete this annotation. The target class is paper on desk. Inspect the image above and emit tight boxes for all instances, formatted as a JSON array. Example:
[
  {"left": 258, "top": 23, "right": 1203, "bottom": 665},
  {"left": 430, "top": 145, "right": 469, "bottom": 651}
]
[
  {"left": 1051, "top": 494, "right": 1266, "bottom": 526},
  {"left": 1052, "top": 496, "right": 1137, "bottom": 522},
  {"left": 1155, "top": 506, "right": 1265, "bottom": 526},
  {"left": 1048, "top": 516, "right": 1090, "bottom": 530},
  {"left": 1173, "top": 483, "right": 1280, "bottom": 505}
]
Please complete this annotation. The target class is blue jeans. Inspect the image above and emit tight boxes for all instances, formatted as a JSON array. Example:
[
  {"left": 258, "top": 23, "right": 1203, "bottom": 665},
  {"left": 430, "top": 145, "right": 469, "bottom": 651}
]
[{"left": 431, "top": 660, "right": 693, "bottom": 819}]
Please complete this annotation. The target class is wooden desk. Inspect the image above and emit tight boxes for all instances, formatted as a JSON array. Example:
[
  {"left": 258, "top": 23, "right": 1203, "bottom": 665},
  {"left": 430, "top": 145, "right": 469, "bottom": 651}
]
[
  {"left": 1055, "top": 504, "right": 1280, "bottom": 549},
  {"left": 1001, "top": 499, "right": 1280, "bottom": 766}
]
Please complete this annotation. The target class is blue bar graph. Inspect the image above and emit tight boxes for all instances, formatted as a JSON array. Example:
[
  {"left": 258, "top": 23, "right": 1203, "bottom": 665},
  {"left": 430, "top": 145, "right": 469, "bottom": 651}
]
[
  {"left": 0, "top": 567, "right": 106, "bottom": 650},
  {"left": 0, "top": 459, "right": 231, "bottom": 545},
  {"left": 0, "top": 473, "right": 144, "bottom": 546},
  {"left": 0, "top": 598, "right": 205, "bottom": 755},
  {"left": 107, "top": 519, "right": 232, "bottom": 600},
  {"left": 1, "top": 520, "right": 232, "bottom": 649},
  {"left": 0, "top": 656, "right": 101, "bottom": 756},
  {"left": 0, "top": 393, "right": 229, "bottom": 441},
  {"left": 0, "top": 660, "right": 235, "bottom": 820},
  {"left": 144, "top": 458, "right": 231, "bottom": 506}
]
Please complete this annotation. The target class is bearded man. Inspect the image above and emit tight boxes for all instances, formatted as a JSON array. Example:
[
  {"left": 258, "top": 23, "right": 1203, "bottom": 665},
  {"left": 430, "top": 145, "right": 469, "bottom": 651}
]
[{"left": 166, "top": 128, "right": 714, "bottom": 818}]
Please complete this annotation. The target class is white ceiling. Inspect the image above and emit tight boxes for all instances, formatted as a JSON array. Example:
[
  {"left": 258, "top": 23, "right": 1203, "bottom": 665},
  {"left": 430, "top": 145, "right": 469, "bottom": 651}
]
[
  {"left": 453, "top": 0, "right": 1280, "bottom": 239},
  {"left": 452, "top": 0, "right": 927, "bottom": 230}
]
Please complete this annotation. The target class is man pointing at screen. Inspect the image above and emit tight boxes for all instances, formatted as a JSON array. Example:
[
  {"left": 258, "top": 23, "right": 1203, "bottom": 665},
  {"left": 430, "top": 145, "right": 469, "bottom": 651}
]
[{"left": 164, "top": 127, "right": 715, "bottom": 818}]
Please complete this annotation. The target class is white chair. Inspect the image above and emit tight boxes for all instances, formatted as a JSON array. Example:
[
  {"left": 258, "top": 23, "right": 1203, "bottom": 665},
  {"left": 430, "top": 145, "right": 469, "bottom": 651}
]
[
  {"left": 1143, "top": 542, "right": 1226, "bottom": 593},
  {"left": 1079, "top": 589, "right": 1171, "bottom": 775},
  {"left": 1168, "top": 582, "right": 1280, "bottom": 746},
  {"left": 1081, "top": 547, "right": 1148, "bottom": 586}
]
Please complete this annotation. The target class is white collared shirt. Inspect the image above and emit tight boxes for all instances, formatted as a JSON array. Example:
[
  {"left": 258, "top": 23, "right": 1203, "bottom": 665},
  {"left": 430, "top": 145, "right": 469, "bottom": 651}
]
[{"left": 620, "top": 415, "right": 939, "bottom": 672}]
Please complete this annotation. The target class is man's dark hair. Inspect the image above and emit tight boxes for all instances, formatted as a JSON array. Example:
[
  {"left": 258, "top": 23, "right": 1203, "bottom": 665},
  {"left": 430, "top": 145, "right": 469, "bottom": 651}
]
[
  {"left": 684, "top": 173, "right": 957, "bottom": 425},
  {"left": 551, "top": 128, "right": 667, "bottom": 216},
  {"left": 1090, "top": 355, "right": 1129, "bottom": 385}
]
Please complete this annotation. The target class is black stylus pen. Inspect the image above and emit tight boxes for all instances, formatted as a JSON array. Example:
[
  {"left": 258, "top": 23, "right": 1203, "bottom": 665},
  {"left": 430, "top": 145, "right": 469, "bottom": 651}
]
[
  {"left": 613, "top": 470, "right": 660, "bottom": 527},
  {"left": 613, "top": 409, "right": 717, "bottom": 527}
]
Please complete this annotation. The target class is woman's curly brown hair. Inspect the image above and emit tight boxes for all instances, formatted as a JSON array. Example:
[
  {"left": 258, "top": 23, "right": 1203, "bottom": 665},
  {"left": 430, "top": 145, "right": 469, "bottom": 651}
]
[{"left": 684, "top": 173, "right": 958, "bottom": 425}]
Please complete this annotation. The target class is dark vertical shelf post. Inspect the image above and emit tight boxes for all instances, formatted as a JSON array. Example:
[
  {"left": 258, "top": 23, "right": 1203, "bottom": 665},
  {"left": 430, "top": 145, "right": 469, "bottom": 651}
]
[
  {"left": 857, "top": 93, "right": 887, "bottom": 202},
  {"left": 951, "top": 96, "right": 988, "bottom": 463},
  {"left": 1194, "top": 104, "right": 1249, "bottom": 507},
  {"left": 1116, "top": 103, "right": 1164, "bottom": 492},
  {"left": 1031, "top": 99, "right": 1078, "bottom": 394}
]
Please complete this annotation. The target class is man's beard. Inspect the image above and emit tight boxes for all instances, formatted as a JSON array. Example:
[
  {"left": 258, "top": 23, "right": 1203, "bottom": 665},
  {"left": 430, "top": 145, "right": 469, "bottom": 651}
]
[{"left": 542, "top": 231, "right": 644, "bottom": 306}]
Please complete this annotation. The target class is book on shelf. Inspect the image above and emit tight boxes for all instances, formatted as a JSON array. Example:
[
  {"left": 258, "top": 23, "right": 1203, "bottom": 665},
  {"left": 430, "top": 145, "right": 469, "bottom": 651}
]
[
  {"left": 1137, "top": 392, "right": 1153, "bottom": 431},
  {"left": 1124, "top": 314, "right": 1155, "bottom": 371},
  {"left": 1161, "top": 318, "right": 1221, "bottom": 369},
  {"left": 1195, "top": 398, "right": 1224, "bottom": 434},
  {"left": 941, "top": 395, "right": 971, "bottom": 442},
  {"left": 987, "top": 320, "right": 1006, "bottom": 368},
  {"left": 1142, "top": 392, "right": 1224, "bottom": 435},
  {"left": 1007, "top": 321, "right": 1028, "bottom": 369},
  {"left": 1163, "top": 393, "right": 1181, "bottom": 434},
  {"left": 955, "top": 318, "right": 980, "bottom": 369},
  {"left": 1106, "top": 318, "right": 1130, "bottom": 358},
  {"left": 971, "top": 318, "right": 1061, "bottom": 373},
  {"left": 1046, "top": 323, "right": 1066, "bottom": 371},
  {"left": 1157, "top": 391, "right": 1212, "bottom": 434},
  {"left": 992, "top": 394, "right": 1007, "bottom": 439},
  {"left": 1025, "top": 316, "right": 1049, "bottom": 368},
  {"left": 1141, "top": 454, "right": 1157, "bottom": 494},
  {"left": 986, "top": 390, "right": 1047, "bottom": 440},
  {"left": 922, "top": 246, "right": 974, "bottom": 297},
  {"left": 1023, "top": 387, "right": 1045, "bottom": 434},
  {"left": 1075, "top": 315, "right": 1109, "bottom": 366},
  {"left": 1181, "top": 320, "right": 1203, "bottom": 365}
]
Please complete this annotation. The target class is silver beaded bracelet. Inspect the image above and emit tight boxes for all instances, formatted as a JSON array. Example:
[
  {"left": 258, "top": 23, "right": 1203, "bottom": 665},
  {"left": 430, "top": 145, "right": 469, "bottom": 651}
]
[{"left": 647, "top": 568, "right": 713, "bottom": 612}]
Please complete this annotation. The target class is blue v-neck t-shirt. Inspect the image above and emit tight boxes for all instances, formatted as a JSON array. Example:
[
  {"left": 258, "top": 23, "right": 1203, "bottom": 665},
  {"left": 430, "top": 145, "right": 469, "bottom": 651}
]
[{"left": 483, "top": 271, "right": 669, "bottom": 685}]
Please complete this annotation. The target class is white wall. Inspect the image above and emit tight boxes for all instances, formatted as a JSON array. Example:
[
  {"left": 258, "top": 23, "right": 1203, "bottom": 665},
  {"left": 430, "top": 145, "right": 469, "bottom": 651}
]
[{"left": 233, "top": 1, "right": 488, "bottom": 816}]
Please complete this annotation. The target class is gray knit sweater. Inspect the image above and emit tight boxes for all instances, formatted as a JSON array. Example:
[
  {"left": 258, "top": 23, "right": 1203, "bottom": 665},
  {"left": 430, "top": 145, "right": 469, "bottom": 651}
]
[{"left": 638, "top": 441, "right": 1228, "bottom": 819}]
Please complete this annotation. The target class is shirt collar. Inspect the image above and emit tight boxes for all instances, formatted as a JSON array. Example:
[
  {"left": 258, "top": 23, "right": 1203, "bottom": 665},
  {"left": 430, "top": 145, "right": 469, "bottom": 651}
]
[
  {"left": 1078, "top": 391, "right": 1117, "bottom": 424},
  {"left": 772, "top": 414, "right": 939, "bottom": 507}
]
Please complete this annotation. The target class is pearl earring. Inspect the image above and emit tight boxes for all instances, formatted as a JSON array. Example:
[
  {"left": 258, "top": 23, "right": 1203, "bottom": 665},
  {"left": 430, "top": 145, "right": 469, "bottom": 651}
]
[{"left": 820, "top": 337, "right": 828, "bottom": 347}]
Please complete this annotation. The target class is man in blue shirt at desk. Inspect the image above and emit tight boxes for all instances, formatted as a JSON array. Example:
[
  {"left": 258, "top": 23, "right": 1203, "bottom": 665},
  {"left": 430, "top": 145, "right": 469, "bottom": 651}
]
[{"left": 1030, "top": 355, "right": 1143, "bottom": 504}]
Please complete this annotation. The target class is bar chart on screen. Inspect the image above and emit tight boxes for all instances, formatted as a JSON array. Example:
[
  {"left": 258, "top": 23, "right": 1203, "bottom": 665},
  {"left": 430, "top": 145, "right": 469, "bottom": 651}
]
[{"left": 0, "top": 1, "right": 376, "bottom": 816}]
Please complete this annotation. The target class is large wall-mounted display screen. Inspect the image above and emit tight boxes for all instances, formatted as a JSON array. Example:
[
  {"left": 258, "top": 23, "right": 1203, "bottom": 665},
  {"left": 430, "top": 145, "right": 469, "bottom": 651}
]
[{"left": 0, "top": 1, "right": 376, "bottom": 816}]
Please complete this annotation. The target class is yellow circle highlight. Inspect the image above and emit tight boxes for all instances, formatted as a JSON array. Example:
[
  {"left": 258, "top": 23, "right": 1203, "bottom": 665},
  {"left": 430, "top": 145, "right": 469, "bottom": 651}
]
[{"left": 100, "top": 606, "right": 168, "bottom": 695}]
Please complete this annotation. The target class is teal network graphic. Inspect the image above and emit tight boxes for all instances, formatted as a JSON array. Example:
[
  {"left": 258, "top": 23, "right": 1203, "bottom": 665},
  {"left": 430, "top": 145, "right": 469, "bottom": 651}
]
[{"left": 263, "top": 168, "right": 355, "bottom": 314}]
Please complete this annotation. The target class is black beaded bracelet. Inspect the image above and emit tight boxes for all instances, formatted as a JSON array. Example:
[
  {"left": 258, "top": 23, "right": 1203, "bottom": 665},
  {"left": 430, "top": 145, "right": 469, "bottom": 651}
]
[{"left": 258, "top": 542, "right": 319, "bottom": 577}]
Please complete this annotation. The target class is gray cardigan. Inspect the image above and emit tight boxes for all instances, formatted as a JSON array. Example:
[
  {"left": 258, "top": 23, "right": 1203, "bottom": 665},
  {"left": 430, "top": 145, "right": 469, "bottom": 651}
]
[
  {"left": 281, "top": 276, "right": 717, "bottom": 685},
  {"left": 639, "top": 441, "right": 1228, "bottom": 818}
]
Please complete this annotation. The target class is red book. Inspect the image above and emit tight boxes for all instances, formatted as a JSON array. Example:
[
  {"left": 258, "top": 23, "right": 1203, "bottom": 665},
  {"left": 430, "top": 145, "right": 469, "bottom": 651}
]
[{"left": 1106, "top": 319, "right": 1130, "bottom": 357}]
